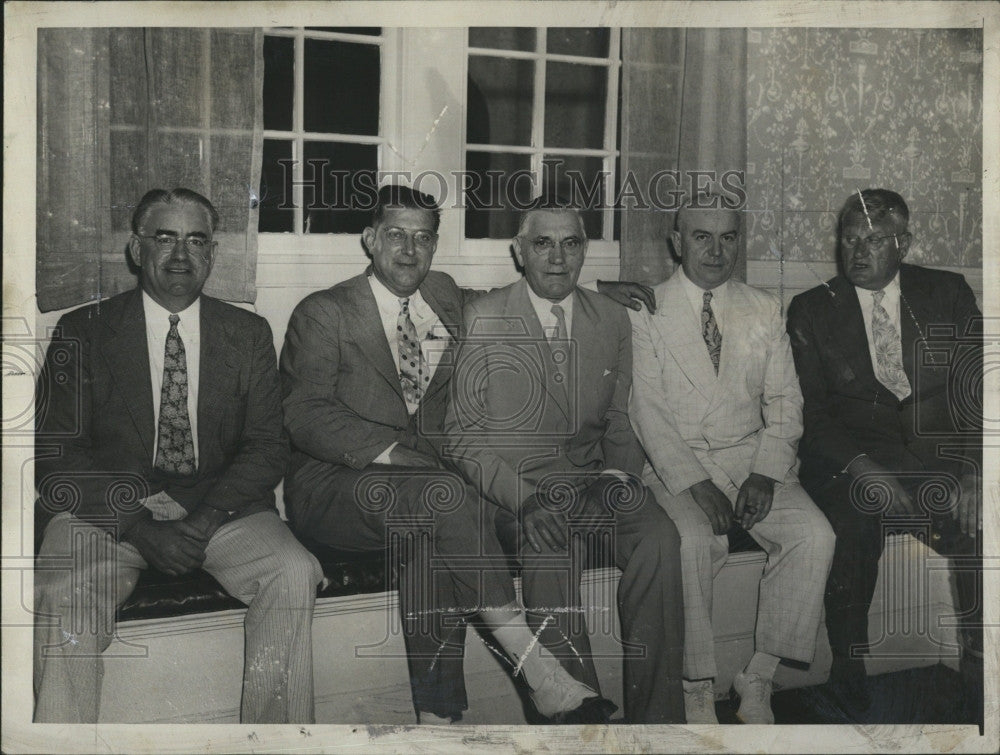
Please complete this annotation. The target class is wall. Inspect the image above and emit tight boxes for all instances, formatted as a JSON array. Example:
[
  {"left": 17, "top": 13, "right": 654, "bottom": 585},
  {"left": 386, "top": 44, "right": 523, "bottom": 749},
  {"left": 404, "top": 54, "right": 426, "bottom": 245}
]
[{"left": 745, "top": 28, "right": 983, "bottom": 270}]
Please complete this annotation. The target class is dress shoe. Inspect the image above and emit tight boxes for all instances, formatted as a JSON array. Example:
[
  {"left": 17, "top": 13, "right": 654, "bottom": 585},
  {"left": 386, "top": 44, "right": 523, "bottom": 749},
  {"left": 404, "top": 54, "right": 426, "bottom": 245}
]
[
  {"left": 529, "top": 665, "right": 616, "bottom": 722},
  {"left": 417, "top": 710, "right": 459, "bottom": 725},
  {"left": 732, "top": 671, "right": 775, "bottom": 724},
  {"left": 549, "top": 695, "right": 619, "bottom": 724}
]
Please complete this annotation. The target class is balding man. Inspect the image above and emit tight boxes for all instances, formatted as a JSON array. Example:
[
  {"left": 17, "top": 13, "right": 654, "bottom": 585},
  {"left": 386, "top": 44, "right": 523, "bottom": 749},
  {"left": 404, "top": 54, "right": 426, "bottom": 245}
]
[{"left": 629, "top": 196, "right": 834, "bottom": 724}]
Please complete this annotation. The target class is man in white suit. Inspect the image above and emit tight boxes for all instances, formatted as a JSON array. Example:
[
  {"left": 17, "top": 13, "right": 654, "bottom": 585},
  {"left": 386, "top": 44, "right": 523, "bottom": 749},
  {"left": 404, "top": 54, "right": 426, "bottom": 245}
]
[{"left": 628, "top": 197, "right": 835, "bottom": 724}]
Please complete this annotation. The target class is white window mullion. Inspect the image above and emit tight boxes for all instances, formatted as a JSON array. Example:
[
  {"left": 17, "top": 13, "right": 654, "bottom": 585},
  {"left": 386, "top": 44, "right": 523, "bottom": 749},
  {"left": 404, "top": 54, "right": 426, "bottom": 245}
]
[
  {"left": 293, "top": 29, "right": 305, "bottom": 233},
  {"left": 603, "top": 29, "right": 622, "bottom": 241},
  {"left": 530, "top": 28, "right": 547, "bottom": 193}
]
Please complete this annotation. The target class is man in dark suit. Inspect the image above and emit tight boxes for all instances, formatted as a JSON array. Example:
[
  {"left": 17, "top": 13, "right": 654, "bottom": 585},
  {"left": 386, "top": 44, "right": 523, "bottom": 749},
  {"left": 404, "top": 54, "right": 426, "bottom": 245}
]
[
  {"left": 34, "top": 188, "right": 324, "bottom": 723},
  {"left": 281, "top": 185, "right": 626, "bottom": 724},
  {"left": 445, "top": 198, "right": 685, "bottom": 723},
  {"left": 787, "top": 188, "right": 982, "bottom": 719}
]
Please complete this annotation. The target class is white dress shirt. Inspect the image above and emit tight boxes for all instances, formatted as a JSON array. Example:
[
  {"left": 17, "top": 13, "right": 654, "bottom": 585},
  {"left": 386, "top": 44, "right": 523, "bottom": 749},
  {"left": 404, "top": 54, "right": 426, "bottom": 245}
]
[
  {"left": 854, "top": 271, "right": 903, "bottom": 380},
  {"left": 143, "top": 292, "right": 200, "bottom": 465},
  {"left": 526, "top": 285, "right": 576, "bottom": 339},
  {"left": 678, "top": 267, "right": 729, "bottom": 334},
  {"left": 368, "top": 274, "right": 451, "bottom": 462}
]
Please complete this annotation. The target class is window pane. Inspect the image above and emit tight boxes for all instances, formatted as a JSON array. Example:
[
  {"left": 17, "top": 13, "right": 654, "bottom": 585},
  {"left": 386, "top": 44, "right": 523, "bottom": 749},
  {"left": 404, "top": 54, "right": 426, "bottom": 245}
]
[
  {"left": 467, "top": 56, "right": 533, "bottom": 146},
  {"left": 263, "top": 35, "right": 294, "bottom": 131},
  {"left": 543, "top": 154, "right": 605, "bottom": 239},
  {"left": 259, "top": 139, "right": 294, "bottom": 232},
  {"left": 464, "top": 151, "right": 533, "bottom": 239},
  {"left": 544, "top": 62, "right": 606, "bottom": 149},
  {"left": 302, "top": 141, "right": 378, "bottom": 234},
  {"left": 304, "top": 39, "right": 380, "bottom": 135},
  {"left": 305, "top": 27, "right": 382, "bottom": 36},
  {"left": 469, "top": 27, "right": 536, "bottom": 52},
  {"left": 547, "top": 28, "right": 610, "bottom": 58}
]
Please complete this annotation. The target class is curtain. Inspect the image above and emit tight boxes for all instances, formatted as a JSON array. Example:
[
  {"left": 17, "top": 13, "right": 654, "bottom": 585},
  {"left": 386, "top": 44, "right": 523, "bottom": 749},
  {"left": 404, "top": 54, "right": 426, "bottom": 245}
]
[
  {"left": 619, "top": 28, "right": 747, "bottom": 285},
  {"left": 37, "top": 28, "right": 264, "bottom": 312}
]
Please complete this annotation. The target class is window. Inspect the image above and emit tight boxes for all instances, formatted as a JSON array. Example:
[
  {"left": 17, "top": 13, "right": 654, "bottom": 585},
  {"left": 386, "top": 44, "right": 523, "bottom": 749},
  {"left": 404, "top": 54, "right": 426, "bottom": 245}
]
[
  {"left": 259, "top": 28, "right": 389, "bottom": 235},
  {"left": 465, "top": 28, "right": 622, "bottom": 241}
]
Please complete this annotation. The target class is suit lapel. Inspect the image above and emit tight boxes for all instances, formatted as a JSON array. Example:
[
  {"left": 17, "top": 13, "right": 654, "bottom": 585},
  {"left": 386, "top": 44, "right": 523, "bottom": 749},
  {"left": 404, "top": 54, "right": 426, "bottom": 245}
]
[
  {"left": 829, "top": 276, "right": 881, "bottom": 389},
  {"left": 897, "top": 265, "right": 924, "bottom": 388},
  {"left": 419, "top": 277, "right": 463, "bottom": 404},
  {"left": 653, "top": 274, "right": 716, "bottom": 401},
  {"left": 99, "top": 289, "right": 156, "bottom": 463},
  {"left": 711, "top": 282, "right": 748, "bottom": 407},
  {"left": 346, "top": 273, "right": 406, "bottom": 403},
  {"left": 198, "top": 297, "right": 241, "bottom": 472}
]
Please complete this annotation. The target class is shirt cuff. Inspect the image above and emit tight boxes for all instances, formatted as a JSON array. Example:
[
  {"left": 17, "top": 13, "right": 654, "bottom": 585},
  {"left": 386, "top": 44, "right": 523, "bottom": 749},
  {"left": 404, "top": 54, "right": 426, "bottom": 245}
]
[{"left": 372, "top": 442, "right": 398, "bottom": 465}]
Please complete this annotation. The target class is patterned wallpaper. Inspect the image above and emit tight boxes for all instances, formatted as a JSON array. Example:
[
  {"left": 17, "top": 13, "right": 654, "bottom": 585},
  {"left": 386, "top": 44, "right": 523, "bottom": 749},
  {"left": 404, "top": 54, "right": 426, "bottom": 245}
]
[{"left": 745, "top": 28, "right": 982, "bottom": 268}]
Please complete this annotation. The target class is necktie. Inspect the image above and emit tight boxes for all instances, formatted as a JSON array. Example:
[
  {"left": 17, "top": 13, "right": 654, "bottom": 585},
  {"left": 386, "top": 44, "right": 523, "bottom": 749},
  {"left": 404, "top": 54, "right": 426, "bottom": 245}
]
[
  {"left": 397, "top": 298, "right": 428, "bottom": 404},
  {"left": 701, "top": 290, "right": 722, "bottom": 374},
  {"left": 549, "top": 303, "right": 571, "bottom": 400},
  {"left": 154, "top": 314, "right": 196, "bottom": 476},
  {"left": 871, "top": 290, "right": 911, "bottom": 400}
]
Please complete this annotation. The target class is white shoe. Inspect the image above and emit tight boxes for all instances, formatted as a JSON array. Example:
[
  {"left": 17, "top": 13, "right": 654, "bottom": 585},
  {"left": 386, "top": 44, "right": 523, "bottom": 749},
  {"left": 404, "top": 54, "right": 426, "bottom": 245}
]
[
  {"left": 528, "top": 665, "right": 599, "bottom": 719},
  {"left": 417, "top": 711, "right": 457, "bottom": 725},
  {"left": 733, "top": 671, "right": 775, "bottom": 724},
  {"left": 683, "top": 679, "right": 719, "bottom": 724}
]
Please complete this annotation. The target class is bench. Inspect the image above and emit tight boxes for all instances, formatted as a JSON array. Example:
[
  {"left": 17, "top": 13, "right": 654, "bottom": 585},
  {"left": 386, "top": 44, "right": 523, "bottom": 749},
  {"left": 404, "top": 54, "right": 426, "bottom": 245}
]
[{"left": 97, "top": 530, "right": 962, "bottom": 723}]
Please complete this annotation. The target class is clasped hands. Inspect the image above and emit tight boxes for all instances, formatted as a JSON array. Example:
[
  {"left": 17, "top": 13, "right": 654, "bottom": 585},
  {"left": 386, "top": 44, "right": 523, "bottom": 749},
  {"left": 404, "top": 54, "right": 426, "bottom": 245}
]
[
  {"left": 518, "top": 475, "right": 644, "bottom": 553},
  {"left": 124, "top": 504, "right": 229, "bottom": 576},
  {"left": 689, "top": 473, "right": 775, "bottom": 536}
]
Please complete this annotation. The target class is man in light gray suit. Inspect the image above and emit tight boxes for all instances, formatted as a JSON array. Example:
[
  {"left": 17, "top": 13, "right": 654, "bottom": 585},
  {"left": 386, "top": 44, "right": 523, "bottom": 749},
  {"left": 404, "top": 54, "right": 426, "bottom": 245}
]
[{"left": 628, "top": 196, "right": 835, "bottom": 724}]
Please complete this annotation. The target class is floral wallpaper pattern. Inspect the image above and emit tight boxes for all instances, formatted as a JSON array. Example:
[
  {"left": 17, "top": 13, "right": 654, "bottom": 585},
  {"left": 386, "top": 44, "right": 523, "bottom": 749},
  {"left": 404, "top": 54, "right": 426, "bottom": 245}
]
[{"left": 745, "top": 28, "right": 982, "bottom": 268}]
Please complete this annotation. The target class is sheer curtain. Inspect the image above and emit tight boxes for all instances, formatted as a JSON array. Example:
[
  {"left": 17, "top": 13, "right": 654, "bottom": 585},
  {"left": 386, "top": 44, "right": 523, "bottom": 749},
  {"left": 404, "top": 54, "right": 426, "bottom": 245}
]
[
  {"left": 37, "top": 28, "right": 264, "bottom": 312},
  {"left": 619, "top": 28, "right": 747, "bottom": 285}
]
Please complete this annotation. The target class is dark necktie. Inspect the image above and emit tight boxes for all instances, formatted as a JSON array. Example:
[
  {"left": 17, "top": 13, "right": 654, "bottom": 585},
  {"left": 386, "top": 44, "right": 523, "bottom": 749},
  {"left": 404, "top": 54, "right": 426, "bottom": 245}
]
[
  {"left": 397, "top": 298, "right": 428, "bottom": 404},
  {"left": 701, "top": 290, "right": 722, "bottom": 374},
  {"left": 871, "top": 289, "right": 911, "bottom": 400},
  {"left": 154, "top": 314, "right": 196, "bottom": 476}
]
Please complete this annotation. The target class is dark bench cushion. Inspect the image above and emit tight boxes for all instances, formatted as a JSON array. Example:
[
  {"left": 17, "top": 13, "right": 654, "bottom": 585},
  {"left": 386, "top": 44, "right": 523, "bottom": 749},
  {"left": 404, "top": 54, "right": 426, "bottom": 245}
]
[{"left": 116, "top": 526, "right": 765, "bottom": 622}]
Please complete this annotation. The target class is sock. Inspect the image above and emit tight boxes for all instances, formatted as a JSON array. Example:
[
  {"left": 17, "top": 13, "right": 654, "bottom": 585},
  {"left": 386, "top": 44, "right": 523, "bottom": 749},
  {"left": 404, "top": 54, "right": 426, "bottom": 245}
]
[
  {"left": 683, "top": 677, "right": 714, "bottom": 691},
  {"left": 744, "top": 651, "right": 781, "bottom": 681},
  {"left": 484, "top": 604, "right": 582, "bottom": 692}
]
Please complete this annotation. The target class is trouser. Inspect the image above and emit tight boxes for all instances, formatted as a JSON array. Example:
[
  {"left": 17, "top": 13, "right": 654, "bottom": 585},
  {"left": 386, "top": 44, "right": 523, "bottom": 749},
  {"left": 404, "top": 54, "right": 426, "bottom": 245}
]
[
  {"left": 34, "top": 505, "right": 323, "bottom": 723},
  {"left": 645, "top": 473, "right": 835, "bottom": 680},
  {"left": 494, "top": 487, "right": 685, "bottom": 723},
  {"left": 287, "top": 463, "right": 517, "bottom": 718}
]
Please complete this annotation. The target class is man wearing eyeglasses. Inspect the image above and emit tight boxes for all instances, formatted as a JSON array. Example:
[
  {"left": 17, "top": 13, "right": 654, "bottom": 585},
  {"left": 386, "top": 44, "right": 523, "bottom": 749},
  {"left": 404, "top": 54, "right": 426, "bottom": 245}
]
[
  {"left": 787, "top": 188, "right": 982, "bottom": 722},
  {"left": 444, "top": 196, "right": 686, "bottom": 723},
  {"left": 34, "top": 188, "right": 324, "bottom": 723}
]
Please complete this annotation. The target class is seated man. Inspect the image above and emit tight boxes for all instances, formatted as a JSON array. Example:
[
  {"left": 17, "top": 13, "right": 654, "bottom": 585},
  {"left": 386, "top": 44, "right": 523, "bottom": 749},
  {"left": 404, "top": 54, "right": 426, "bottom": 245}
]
[
  {"left": 445, "top": 196, "right": 686, "bottom": 724},
  {"left": 280, "top": 184, "right": 627, "bottom": 724},
  {"left": 787, "top": 188, "right": 983, "bottom": 721},
  {"left": 628, "top": 196, "right": 835, "bottom": 724},
  {"left": 33, "top": 188, "right": 324, "bottom": 724}
]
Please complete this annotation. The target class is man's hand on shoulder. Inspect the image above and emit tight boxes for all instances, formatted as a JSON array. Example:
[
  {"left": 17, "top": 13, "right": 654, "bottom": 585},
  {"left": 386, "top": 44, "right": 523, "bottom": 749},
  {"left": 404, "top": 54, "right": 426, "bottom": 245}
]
[
  {"left": 688, "top": 479, "right": 734, "bottom": 535},
  {"left": 123, "top": 519, "right": 210, "bottom": 576},
  {"left": 388, "top": 445, "right": 441, "bottom": 469},
  {"left": 596, "top": 280, "right": 656, "bottom": 313},
  {"left": 846, "top": 455, "right": 916, "bottom": 516},
  {"left": 735, "top": 473, "right": 776, "bottom": 530}
]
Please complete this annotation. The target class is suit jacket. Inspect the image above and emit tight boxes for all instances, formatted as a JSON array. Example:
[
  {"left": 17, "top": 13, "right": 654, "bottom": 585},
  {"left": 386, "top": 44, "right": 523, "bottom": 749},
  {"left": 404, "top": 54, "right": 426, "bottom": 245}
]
[
  {"left": 35, "top": 288, "right": 288, "bottom": 538},
  {"left": 629, "top": 274, "right": 804, "bottom": 497},
  {"left": 786, "top": 262, "right": 982, "bottom": 491},
  {"left": 444, "top": 278, "right": 644, "bottom": 513},
  {"left": 280, "top": 269, "right": 476, "bottom": 501}
]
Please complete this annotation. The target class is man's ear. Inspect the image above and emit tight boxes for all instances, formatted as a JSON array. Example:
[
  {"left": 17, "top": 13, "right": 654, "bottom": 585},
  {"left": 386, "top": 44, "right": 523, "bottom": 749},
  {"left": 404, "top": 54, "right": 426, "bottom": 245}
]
[
  {"left": 127, "top": 235, "right": 142, "bottom": 267},
  {"left": 896, "top": 231, "right": 911, "bottom": 260},
  {"left": 511, "top": 236, "right": 525, "bottom": 268},
  {"left": 669, "top": 230, "right": 682, "bottom": 259},
  {"left": 362, "top": 226, "right": 375, "bottom": 253}
]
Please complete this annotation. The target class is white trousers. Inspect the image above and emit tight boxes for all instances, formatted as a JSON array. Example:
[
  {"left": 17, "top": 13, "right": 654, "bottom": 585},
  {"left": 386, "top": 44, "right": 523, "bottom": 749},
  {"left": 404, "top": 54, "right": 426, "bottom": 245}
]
[
  {"left": 646, "top": 473, "right": 835, "bottom": 681},
  {"left": 33, "top": 503, "right": 323, "bottom": 723}
]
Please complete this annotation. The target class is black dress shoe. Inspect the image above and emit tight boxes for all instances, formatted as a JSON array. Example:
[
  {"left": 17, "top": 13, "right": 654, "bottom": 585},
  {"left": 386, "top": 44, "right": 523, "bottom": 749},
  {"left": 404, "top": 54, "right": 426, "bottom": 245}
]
[
  {"left": 826, "top": 657, "right": 872, "bottom": 719},
  {"left": 548, "top": 695, "right": 619, "bottom": 725}
]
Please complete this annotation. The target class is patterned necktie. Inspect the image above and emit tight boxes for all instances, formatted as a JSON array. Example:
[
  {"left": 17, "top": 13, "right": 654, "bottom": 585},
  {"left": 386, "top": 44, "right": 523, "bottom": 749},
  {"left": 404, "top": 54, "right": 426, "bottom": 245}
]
[
  {"left": 549, "top": 304, "right": 570, "bottom": 394},
  {"left": 871, "top": 290, "right": 911, "bottom": 400},
  {"left": 701, "top": 290, "right": 722, "bottom": 374},
  {"left": 397, "top": 298, "right": 428, "bottom": 404},
  {"left": 154, "top": 314, "right": 196, "bottom": 476}
]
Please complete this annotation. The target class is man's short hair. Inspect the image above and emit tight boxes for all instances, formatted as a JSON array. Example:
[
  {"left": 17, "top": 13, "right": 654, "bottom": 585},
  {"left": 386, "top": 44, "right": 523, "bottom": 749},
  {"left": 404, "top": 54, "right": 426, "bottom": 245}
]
[
  {"left": 516, "top": 191, "right": 586, "bottom": 238},
  {"left": 131, "top": 188, "right": 220, "bottom": 235},
  {"left": 371, "top": 184, "right": 441, "bottom": 232},
  {"left": 673, "top": 191, "right": 741, "bottom": 232},
  {"left": 837, "top": 189, "right": 910, "bottom": 234}
]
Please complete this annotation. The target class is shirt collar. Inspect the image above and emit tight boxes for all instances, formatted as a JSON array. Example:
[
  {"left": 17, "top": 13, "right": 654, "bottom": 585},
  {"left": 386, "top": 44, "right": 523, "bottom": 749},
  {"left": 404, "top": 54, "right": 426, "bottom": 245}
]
[
  {"left": 678, "top": 267, "right": 728, "bottom": 305},
  {"left": 368, "top": 272, "right": 427, "bottom": 316},
  {"left": 854, "top": 270, "right": 901, "bottom": 302},
  {"left": 141, "top": 290, "right": 200, "bottom": 326},
  {"left": 525, "top": 282, "right": 575, "bottom": 323}
]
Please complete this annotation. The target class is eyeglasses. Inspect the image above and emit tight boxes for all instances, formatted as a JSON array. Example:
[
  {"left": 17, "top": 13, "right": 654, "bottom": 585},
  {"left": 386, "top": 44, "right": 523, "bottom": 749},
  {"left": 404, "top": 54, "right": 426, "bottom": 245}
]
[
  {"left": 382, "top": 227, "right": 438, "bottom": 249},
  {"left": 138, "top": 234, "right": 215, "bottom": 258},
  {"left": 530, "top": 237, "right": 585, "bottom": 255},
  {"left": 841, "top": 233, "right": 904, "bottom": 252}
]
